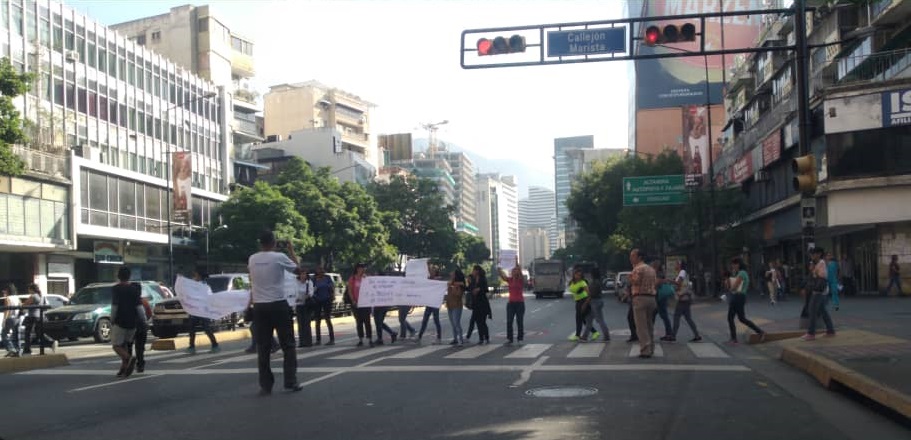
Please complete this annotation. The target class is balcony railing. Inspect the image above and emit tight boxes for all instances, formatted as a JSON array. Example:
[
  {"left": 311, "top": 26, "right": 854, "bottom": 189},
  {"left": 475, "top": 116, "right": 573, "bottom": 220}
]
[
  {"left": 811, "top": 48, "right": 911, "bottom": 94},
  {"left": 11, "top": 145, "right": 70, "bottom": 179},
  {"left": 716, "top": 91, "right": 796, "bottom": 174},
  {"left": 233, "top": 115, "right": 259, "bottom": 136}
]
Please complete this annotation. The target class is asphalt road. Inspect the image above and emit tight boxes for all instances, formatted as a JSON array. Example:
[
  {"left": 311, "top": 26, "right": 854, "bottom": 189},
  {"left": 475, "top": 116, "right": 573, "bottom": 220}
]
[{"left": 3, "top": 292, "right": 909, "bottom": 440}]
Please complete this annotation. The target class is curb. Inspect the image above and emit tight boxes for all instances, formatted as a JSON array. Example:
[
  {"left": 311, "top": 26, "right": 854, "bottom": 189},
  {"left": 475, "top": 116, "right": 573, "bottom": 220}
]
[
  {"left": 0, "top": 354, "right": 69, "bottom": 374},
  {"left": 781, "top": 345, "right": 911, "bottom": 420},
  {"left": 747, "top": 331, "right": 804, "bottom": 345}
]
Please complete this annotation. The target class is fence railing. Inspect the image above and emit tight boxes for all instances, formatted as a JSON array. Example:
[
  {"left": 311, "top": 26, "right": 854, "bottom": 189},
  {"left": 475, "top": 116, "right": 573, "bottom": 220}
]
[
  {"left": 11, "top": 145, "right": 70, "bottom": 179},
  {"left": 812, "top": 48, "right": 911, "bottom": 94}
]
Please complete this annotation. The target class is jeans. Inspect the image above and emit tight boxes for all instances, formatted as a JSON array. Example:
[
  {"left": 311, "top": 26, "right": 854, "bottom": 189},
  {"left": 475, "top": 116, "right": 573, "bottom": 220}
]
[
  {"left": 22, "top": 316, "right": 55, "bottom": 353},
  {"left": 313, "top": 301, "right": 334, "bottom": 342},
  {"left": 727, "top": 294, "right": 764, "bottom": 341},
  {"left": 253, "top": 300, "right": 298, "bottom": 391},
  {"left": 582, "top": 298, "right": 610, "bottom": 339},
  {"left": 574, "top": 300, "right": 592, "bottom": 338},
  {"left": 398, "top": 306, "right": 416, "bottom": 337},
  {"left": 506, "top": 302, "right": 525, "bottom": 342},
  {"left": 354, "top": 307, "right": 373, "bottom": 341},
  {"left": 465, "top": 312, "right": 475, "bottom": 338},
  {"left": 2, "top": 316, "right": 20, "bottom": 353},
  {"left": 419, "top": 307, "right": 442, "bottom": 340},
  {"left": 133, "top": 323, "right": 148, "bottom": 367},
  {"left": 672, "top": 300, "right": 699, "bottom": 338},
  {"left": 627, "top": 302, "right": 637, "bottom": 340},
  {"left": 448, "top": 307, "right": 464, "bottom": 343},
  {"left": 654, "top": 295, "right": 673, "bottom": 336},
  {"left": 188, "top": 316, "right": 217, "bottom": 349},
  {"left": 295, "top": 304, "right": 312, "bottom": 346},
  {"left": 807, "top": 294, "right": 835, "bottom": 335},
  {"left": 373, "top": 307, "right": 396, "bottom": 341}
]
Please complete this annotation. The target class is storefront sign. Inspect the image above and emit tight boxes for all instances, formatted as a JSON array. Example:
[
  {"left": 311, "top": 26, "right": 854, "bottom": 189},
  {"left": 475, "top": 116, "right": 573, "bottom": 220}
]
[
  {"left": 732, "top": 154, "right": 754, "bottom": 183},
  {"left": 93, "top": 241, "right": 123, "bottom": 264},
  {"left": 762, "top": 130, "right": 782, "bottom": 167},
  {"left": 882, "top": 88, "right": 911, "bottom": 127}
]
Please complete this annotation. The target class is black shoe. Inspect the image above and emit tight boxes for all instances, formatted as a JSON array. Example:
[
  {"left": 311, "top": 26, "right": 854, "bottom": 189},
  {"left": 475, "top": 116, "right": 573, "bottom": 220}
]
[
  {"left": 285, "top": 383, "right": 304, "bottom": 392},
  {"left": 326, "top": 340, "right": 335, "bottom": 346},
  {"left": 391, "top": 334, "right": 397, "bottom": 344},
  {"left": 357, "top": 340, "right": 364, "bottom": 347},
  {"left": 116, "top": 365, "right": 126, "bottom": 378},
  {"left": 450, "top": 340, "right": 458, "bottom": 345},
  {"left": 369, "top": 340, "right": 375, "bottom": 347},
  {"left": 374, "top": 339, "right": 384, "bottom": 345},
  {"left": 626, "top": 337, "right": 639, "bottom": 343},
  {"left": 691, "top": 336, "right": 703, "bottom": 342},
  {"left": 136, "top": 362, "right": 145, "bottom": 374},
  {"left": 315, "top": 340, "right": 322, "bottom": 346},
  {"left": 123, "top": 357, "right": 137, "bottom": 378},
  {"left": 638, "top": 353, "right": 652, "bottom": 359}
]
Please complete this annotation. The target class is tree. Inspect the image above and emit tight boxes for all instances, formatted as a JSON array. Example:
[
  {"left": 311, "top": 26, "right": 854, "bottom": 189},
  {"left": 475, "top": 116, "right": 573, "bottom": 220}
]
[
  {"left": 0, "top": 58, "right": 32, "bottom": 176},
  {"left": 276, "top": 157, "right": 395, "bottom": 272},
  {"left": 210, "top": 181, "right": 314, "bottom": 263},
  {"left": 451, "top": 232, "right": 491, "bottom": 269},
  {"left": 368, "top": 174, "right": 458, "bottom": 264}
]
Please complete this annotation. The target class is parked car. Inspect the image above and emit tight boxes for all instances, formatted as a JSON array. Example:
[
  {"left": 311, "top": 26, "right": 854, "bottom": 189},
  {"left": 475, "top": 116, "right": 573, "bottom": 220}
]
[
  {"left": 602, "top": 276, "right": 616, "bottom": 293},
  {"left": 324, "top": 272, "right": 352, "bottom": 316},
  {"left": 43, "top": 282, "right": 168, "bottom": 343},
  {"left": 151, "top": 273, "right": 248, "bottom": 339}
]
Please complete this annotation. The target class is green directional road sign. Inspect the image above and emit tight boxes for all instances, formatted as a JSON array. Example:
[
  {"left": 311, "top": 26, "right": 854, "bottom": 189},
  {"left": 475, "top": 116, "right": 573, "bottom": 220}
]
[{"left": 622, "top": 175, "right": 687, "bottom": 207}]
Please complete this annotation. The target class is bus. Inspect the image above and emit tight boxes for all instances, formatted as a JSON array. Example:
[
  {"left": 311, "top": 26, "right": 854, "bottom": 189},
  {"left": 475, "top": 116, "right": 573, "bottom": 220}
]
[{"left": 531, "top": 259, "right": 566, "bottom": 299}]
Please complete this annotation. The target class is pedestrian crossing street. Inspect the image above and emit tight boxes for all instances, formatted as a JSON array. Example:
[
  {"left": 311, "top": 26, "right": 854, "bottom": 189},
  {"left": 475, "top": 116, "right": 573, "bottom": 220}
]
[{"left": 85, "top": 339, "right": 734, "bottom": 369}]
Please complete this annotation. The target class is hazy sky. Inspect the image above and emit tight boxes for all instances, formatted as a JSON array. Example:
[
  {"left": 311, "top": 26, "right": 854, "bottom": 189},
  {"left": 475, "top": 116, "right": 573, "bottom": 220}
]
[{"left": 65, "top": 0, "right": 631, "bottom": 189}]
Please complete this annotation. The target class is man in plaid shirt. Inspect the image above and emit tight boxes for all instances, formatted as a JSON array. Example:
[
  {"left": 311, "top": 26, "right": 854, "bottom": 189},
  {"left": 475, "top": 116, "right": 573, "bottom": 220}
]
[{"left": 629, "top": 249, "right": 658, "bottom": 358}]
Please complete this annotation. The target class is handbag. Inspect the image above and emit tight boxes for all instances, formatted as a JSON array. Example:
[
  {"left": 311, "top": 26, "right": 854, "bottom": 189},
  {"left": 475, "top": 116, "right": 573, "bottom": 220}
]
[{"left": 463, "top": 290, "right": 474, "bottom": 310}]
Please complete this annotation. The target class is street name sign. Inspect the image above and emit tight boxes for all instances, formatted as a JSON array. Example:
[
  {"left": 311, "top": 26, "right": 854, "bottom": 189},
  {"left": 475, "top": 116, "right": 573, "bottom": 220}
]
[
  {"left": 622, "top": 175, "right": 686, "bottom": 207},
  {"left": 547, "top": 28, "right": 625, "bottom": 57}
]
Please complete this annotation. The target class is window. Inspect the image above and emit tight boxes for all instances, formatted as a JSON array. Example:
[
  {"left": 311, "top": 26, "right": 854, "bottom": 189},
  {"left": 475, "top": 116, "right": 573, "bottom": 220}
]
[
  {"left": 198, "top": 18, "right": 208, "bottom": 31},
  {"left": 135, "top": 34, "right": 146, "bottom": 45},
  {"left": 151, "top": 31, "right": 161, "bottom": 41},
  {"left": 828, "top": 125, "right": 911, "bottom": 180}
]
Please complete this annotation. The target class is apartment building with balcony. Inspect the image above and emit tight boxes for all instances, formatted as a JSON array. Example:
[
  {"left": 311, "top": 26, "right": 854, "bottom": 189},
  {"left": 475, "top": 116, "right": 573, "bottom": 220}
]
[
  {"left": 252, "top": 127, "right": 376, "bottom": 186},
  {"left": 714, "top": 0, "right": 911, "bottom": 294},
  {"left": 263, "top": 80, "right": 376, "bottom": 171},
  {"left": 2, "top": 0, "right": 231, "bottom": 291},
  {"left": 109, "top": 4, "right": 264, "bottom": 188},
  {"left": 441, "top": 151, "right": 479, "bottom": 236}
]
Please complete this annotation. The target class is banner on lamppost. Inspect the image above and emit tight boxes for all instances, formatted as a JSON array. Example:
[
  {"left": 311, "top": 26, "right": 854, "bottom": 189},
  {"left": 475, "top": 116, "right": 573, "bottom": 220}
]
[
  {"left": 682, "top": 105, "right": 709, "bottom": 187},
  {"left": 172, "top": 151, "right": 191, "bottom": 223}
]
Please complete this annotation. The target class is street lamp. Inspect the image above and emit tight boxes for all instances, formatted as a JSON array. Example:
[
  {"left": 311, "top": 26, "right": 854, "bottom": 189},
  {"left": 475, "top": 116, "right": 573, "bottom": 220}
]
[{"left": 162, "top": 90, "right": 218, "bottom": 286}]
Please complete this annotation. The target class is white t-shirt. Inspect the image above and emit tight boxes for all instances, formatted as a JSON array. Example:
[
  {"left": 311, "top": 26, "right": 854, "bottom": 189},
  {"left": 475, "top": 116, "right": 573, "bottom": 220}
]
[
  {"left": 295, "top": 279, "right": 313, "bottom": 305},
  {"left": 675, "top": 269, "right": 688, "bottom": 284},
  {"left": 4, "top": 295, "right": 20, "bottom": 319},
  {"left": 248, "top": 251, "right": 298, "bottom": 303}
]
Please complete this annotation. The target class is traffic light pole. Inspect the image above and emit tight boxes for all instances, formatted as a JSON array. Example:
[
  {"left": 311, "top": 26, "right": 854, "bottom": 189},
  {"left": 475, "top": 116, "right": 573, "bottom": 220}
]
[{"left": 794, "top": 0, "right": 814, "bottom": 326}]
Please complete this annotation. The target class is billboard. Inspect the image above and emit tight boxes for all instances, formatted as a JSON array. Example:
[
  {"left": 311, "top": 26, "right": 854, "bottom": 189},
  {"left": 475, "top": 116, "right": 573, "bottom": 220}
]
[
  {"left": 172, "top": 151, "right": 191, "bottom": 223},
  {"left": 635, "top": 0, "right": 765, "bottom": 109},
  {"left": 682, "top": 105, "right": 710, "bottom": 186}
]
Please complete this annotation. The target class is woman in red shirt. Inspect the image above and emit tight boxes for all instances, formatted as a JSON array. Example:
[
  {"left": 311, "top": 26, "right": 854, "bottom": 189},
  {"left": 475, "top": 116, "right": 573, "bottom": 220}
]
[
  {"left": 347, "top": 263, "right": 373, "bottom": 347},
  {"left": 500, "top": 265, "right": 526, "bottom": 344}
]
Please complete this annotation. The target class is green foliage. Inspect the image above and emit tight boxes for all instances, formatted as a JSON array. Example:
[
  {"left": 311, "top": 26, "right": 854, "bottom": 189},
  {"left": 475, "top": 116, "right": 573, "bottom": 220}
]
[
  {"left": 368, "top": 174, "right": 458, "bottom": 262},
  {"left": 0, "top": 58, "right": 32, "bottom": 176},
  {"left": 450, "top": 232, "right": 491, "bottom": 269},
  {"left": 210, "top": 181, "right": 313, "bottom": 263}
]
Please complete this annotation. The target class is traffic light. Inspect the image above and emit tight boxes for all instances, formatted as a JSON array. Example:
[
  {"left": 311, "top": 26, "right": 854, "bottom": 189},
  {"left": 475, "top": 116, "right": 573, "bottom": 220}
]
[
  {"left": 642, "top": 23, "right": 697, "bottom": 46},
  {"left": 477, "top": 34, "right": 526, "bottom": 56},
  {"left": 792, "top": 154, "right": 817, "bottom": 193}
]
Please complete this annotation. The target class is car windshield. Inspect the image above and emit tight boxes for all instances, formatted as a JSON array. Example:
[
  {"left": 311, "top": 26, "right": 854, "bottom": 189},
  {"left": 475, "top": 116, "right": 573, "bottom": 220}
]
[
  {"left": 207, "top": 277, "right": 231, "bottom": 293},
  {"left": 69, "top": 286, "right": 113, "bottom": 305},
  {"left": 535, "top": 264, "right": 562, "bottom": 275}
]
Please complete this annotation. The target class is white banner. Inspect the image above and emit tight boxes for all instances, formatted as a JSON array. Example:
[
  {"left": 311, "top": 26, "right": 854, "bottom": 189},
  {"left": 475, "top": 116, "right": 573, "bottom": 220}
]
[
  {"left": 175, "top": 275, "right": 250, "bottom": 320},
  {"left": 404, "top": 258, "right": 430, "bottom": 279},
  {"left": 358, "top": 276, "right": 447, "bottom": 308},
  {"left": 499, "top": 249, "right": 518, "bottom": 272}
]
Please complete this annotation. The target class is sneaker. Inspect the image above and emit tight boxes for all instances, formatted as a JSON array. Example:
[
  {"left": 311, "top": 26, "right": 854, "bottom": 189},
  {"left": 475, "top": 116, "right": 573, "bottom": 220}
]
[
  {"left": 186, "top": 347, "right": 196, "bottom": 355},
  {"left": 690, "top": 336, "right": 703, "bottom": 342},
  {"left": 569, "top": 335, "right": 580, "bottom": 342},
  {"left": 210, "top": 345, "right": 221, "bottom": 353},
  {"left": 51, "top": 340, "right": 59, "bottom": 353},
  {"left": 591, "top": 332, "right": 600, "bottom": 341},
  {"left": 800, "top": 334, "right": 816, "bottom": 341},
  {"left": 284, "top": 383, "right": 305, "bottom": 392}
]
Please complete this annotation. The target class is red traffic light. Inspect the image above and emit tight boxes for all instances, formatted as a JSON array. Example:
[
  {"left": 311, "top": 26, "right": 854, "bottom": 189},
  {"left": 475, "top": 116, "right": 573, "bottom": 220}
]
[
  {"left": 644, "top": 26, "right": 660, "bottom": 46},
  {"left": 476, "top": 34, "right": 526, "bottom": 56}
]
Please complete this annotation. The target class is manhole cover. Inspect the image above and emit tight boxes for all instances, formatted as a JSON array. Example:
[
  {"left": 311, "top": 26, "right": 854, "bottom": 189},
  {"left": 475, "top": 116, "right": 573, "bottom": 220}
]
[{"left": 525, "top": 386, "right": 598, "bottom": 398}]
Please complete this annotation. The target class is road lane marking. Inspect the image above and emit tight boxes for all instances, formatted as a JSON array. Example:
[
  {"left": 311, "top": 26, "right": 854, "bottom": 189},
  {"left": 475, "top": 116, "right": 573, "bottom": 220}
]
[
  {"left": 505, "top": 344, "right": 551, "bottom": 359},
  {"left": 329, "top": 345, "right": 401, "bottom": 360},
  {"left": 28, "top": 364, "right": 751, "bottom": 377},
  {"left": 67, "top": 373, "right": 162, "bottom": 393},
  {"left": 387, "top": 345, "right": 449, "bottom": 359},
  {"left": 105, "top": 351, "right": 187, "bottom": 364},
  {"left": 444, "top": 344, "right": 500, "bottom": 359},
  {"left": 510, "top": 356, "right": 549, "bottom": 388},
  {"left": 687, "top": 342, "right": 730, "bottom": 358},
  {"left": 628, "top": 344, "right": 664, "bottom": 358},
  {"left": 567, "top": 343, "right": 604, "bottom": 358}
]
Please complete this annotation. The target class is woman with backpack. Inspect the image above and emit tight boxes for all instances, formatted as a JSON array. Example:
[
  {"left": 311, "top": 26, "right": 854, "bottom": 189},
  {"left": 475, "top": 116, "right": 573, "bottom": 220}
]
[
  {"left": 468, "top": 265, "right": 491, "bottom": 344},
  {"left": 670, "top": 261, "right": 701, "bottom": 342}
]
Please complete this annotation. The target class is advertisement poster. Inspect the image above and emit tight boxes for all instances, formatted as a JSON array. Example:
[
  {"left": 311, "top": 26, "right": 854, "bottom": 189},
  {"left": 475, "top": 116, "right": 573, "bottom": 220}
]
[
  {"left": 682, "top": 105, "right": 710, "bottom": 186},
  {"left": 172, "top": 151, "right": 191, "bottom": 223}
]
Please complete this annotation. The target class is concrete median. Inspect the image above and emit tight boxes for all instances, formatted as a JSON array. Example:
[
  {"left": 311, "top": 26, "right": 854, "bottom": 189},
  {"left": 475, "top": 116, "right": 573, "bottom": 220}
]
[{"left": 0, "top": 354, "right": 69, "bottom": 374}]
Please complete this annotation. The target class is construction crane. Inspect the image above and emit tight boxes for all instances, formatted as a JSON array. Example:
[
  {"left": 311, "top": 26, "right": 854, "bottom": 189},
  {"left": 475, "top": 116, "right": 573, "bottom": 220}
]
[{"left": 420, "top": 120, "right": 449, "bottom": 158}]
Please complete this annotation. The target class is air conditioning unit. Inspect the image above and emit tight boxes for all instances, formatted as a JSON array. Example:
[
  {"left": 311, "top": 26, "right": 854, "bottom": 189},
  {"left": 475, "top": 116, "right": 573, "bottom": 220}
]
[
  {"left": 754, "top": 170, "right": 771, "bottom": 182},
  {"left": 65, "top": 50, "right": 79, "bottom": 63}
]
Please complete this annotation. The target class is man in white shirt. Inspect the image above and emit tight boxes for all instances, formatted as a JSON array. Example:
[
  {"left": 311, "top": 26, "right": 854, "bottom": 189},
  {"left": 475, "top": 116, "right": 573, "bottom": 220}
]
[
  {"left": 294, "top": 269, "right": 314, "bottom": 348},
  {"left": 2, "top": 285, "right": 21, "bottom": 357},
  {"left": 248, "top": 230, "right": 303, "bottom": 395}
]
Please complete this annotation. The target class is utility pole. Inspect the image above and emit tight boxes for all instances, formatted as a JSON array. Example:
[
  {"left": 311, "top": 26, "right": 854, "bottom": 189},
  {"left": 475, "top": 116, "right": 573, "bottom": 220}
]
[{"left": 794, "top": 0, "right": 814, "bottom": 326}]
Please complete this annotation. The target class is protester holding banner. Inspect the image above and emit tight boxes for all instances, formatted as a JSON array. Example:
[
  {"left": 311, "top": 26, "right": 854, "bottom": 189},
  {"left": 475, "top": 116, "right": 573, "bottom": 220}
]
[
  {"left": 469, "top": 265, "right": 491, "bottom": 345},
  {"left": 247, "top": 231, "right": 303, "bottom": 395},
  {"left": 417, "top": 266, "right": 443, "bottom": 345},
  {"left": 294, "top": 269, "right": 314, "bottom": 348},
  {"left": 445, "top": 269, "right": 467, "bottom": 346},
  {"left": 348, "top": 263, "right": 374, "bottom": 347},
  {"left": 312, "top": 267, "right": 335, "bottom": 346},
  {"left": 187, "top": 267, "right": 220, "bottom": 354}
]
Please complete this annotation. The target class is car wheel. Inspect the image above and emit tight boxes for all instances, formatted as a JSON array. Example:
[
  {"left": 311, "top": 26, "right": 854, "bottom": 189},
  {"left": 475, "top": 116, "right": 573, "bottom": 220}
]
[
  {"left": 68, "top": 337, "right": 79, "bottom": 342},
  {"left": 94, "top": 318, "right": 112, "bottom": 343}
]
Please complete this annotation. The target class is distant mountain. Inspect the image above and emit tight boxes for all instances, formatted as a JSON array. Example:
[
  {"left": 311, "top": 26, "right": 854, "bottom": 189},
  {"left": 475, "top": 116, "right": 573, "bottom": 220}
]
[{"left": 412, "top": 138, "right": 553, "bottom": 197}]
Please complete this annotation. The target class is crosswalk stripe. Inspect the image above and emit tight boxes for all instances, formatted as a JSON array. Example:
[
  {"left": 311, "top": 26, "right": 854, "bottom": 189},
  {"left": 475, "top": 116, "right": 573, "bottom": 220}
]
[
  {"left": 687, "top": 342, "right": 730, "bottom": 358},
  {"left": 388, "top": 345, "right": 450, "bottom": 359},
  {"left": 105, "top": 350, "right": 189, "bottom": 364},
  {"left": 445, "top": 344, "right": 500, "bottom": 359},
  {"left": 628, "top": 344, "right": 664, "bottom": 358},
  {"left": 505, "top": 344, "right": 551, "bottom": 359},
  {"left": 162, "top": 349, "right": 243, "bottom": 364},
  {"left": 329, "top": 345, "right": 401, "bottom": 360},
  {"left": 567, "top": 343, "right": 605, "bottom": 358}
]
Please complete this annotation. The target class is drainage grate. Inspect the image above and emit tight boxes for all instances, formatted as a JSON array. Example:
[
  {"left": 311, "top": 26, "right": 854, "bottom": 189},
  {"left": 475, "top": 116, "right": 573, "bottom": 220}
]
[{"left": 525, "top": 386, "right": 598, "bottom": 398}]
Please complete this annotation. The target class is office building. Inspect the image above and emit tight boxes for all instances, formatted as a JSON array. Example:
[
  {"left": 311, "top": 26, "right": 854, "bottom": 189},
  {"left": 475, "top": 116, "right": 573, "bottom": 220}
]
[
  {"left": 519, "top": 186, "right": 558, "bottom": 256},
  {"left": 554, "top": 135, "right": 593, "bottom": 245},
  {"left": 476, "top": 173, "right": 519, "bottom": 265}
]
